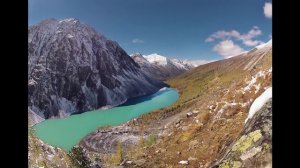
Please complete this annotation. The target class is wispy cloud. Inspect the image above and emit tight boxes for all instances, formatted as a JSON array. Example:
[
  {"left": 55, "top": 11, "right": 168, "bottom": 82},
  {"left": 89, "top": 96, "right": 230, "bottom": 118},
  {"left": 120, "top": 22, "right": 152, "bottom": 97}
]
[
  {"left": 131, "top": 38, "right": 144, "bottom": 44},
  {"left": 213, "top": 40, "right": 245, "bottom": 58},
  {"left": 206, "top": 30, "right": 240, "bottom": 41},
  {"left": 205, "top": 37, "right": 215, "bottom": 42},
  {"left": 205, "top": 26, "right": 264, "bottom": 47},
  {"left": 239, "top": 26, "right": 264, "bottom": 46},
  {"left": 264, "top": 2, "right": 272, "bottom": 19}
]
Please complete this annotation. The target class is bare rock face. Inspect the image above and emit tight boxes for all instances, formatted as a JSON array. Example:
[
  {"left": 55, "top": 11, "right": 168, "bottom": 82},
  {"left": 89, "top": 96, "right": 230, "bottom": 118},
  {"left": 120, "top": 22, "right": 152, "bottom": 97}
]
[
  {"left": 28, "top": 18, "right": 167, "bottom": 120},
  {"left": 210, "top": 99, "right": 272, "bottom": 168},
  {"left": 28, "top": 108, "right": 45, "bottom": 127},
  {"left": 79, "top": 125, "right": 141, "bottom": 153}
]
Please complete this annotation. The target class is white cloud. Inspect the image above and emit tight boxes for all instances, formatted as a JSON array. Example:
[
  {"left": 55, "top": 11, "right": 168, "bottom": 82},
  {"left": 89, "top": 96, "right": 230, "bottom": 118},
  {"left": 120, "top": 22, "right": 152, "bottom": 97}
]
[
  {"left": 264, "top": 2, "right": 272, "bottom": 18},
  {"left": 239, "top": 27, "right": 264, "bottom": 46},
  {"left": 131, "top": 38, "right": 144, "bottom": 44},
  {"left": 243, "top": 40, "right": 264, "bottom": 46},
  {"left": 205, "top": 37, "right": 214, "bottom": 42},
  {"left": 206, "top": 26, "right": 264, "bottom": 47},
  {"left": 213, "top": 40, "right": 245, "bottom": 58},
  {"left": 206, "top": 30, "right": 240, "bottom": 41},
  {"left": 246, "top": 26, "right": 262, "bottom": 37}
]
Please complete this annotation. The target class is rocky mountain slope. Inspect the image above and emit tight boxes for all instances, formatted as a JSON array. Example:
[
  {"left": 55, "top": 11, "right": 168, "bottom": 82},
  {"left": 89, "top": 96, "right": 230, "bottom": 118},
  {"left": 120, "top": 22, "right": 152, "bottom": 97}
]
[
  {"left": 78, "top": 40, "right": 272, "bottom": 167},
  {"left": 132, "top": 53, "right": 195, "bottom": 80},
  {"left": 28, "top": 128, "right": 72, "bottom": 167},
  {"left": 28, "top": 108, "right": 45, "bottom": 127},
  {"left": 28, "top": 18, "right": 167, "bottom": 120},
  {"left": 210, "top": 96, "right": 272, "bottom": 168}
]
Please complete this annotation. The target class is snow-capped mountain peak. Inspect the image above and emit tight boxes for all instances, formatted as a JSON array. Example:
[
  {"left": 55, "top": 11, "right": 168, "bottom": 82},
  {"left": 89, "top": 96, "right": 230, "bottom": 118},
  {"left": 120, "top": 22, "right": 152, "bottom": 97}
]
[
  {"left": 144, "top": 53, "right": 168, "bottom": 66},
  {"left": 171, "top": 59, "right": 194, "bottom": 69},
  {"left": 132, "top": 53, "right": 195, "bottom": 80},
  {"left": 58, "top": 18, "right": 79, "bottom": 24}
]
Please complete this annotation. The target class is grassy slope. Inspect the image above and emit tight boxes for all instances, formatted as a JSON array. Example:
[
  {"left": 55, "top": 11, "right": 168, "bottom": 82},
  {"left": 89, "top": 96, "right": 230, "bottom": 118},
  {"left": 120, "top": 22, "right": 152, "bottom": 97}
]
[{"left": 121, "top": 49, "right": 272, "bottom": 167}]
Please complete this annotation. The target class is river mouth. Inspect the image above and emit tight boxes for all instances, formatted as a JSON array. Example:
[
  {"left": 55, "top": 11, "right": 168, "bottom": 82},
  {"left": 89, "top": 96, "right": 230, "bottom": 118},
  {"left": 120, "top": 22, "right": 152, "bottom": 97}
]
[{"left": 33, "top": 87, "right": 179, "bottom": 151}]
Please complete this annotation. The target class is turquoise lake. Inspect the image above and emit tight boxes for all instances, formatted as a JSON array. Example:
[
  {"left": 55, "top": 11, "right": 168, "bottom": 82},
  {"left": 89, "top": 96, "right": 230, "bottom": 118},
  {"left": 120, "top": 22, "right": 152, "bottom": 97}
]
[{"left": 34, "top": 87, "right": 179, "bottom": 151}]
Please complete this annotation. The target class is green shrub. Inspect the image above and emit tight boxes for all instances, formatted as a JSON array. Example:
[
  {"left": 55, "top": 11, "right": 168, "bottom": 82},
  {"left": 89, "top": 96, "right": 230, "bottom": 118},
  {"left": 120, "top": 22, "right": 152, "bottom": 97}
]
[
  {"left": 110, "top": 142, "right": 123, "bottom": 165},
  {"left": 68, "top": 146, "right": 91, "bottom": 168},
  {"left": 145, "top": 134, "right": 157, "bottom": 147}
]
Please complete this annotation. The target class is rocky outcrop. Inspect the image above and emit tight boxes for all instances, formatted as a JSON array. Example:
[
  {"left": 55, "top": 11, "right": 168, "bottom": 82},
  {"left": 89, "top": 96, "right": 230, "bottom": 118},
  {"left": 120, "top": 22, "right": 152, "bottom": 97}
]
[
  {"left": 210, "top": 99, "right": 272, "bottom": 168},
  {"left": 28, "top": 128, "right": 72, "bottom": 167},
  {"left": 28, "top": 108, "right": 45, "bottom": 126},
  {"left": 79, "top": 125, "right": 141, "bottom": 153},
  {"left": 28, "top": 18, "right": 167, "bottom": 119}
]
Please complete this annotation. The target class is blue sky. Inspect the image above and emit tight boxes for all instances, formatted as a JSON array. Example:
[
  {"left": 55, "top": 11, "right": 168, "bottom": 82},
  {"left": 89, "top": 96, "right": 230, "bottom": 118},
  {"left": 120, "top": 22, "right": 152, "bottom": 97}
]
[{"left": 29, "top": 0, "right": 272, "bottom": 62}]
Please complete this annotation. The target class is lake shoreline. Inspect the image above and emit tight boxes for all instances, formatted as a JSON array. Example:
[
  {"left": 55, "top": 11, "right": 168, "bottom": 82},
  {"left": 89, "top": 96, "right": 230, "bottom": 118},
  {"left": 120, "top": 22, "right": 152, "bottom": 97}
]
[{"left": 33, "top": 87, "right": 179, "bottom": 151}]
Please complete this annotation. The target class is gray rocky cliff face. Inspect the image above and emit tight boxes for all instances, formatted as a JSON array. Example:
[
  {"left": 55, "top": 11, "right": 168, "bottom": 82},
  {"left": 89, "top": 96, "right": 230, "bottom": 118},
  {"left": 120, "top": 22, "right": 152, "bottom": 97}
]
[
  {"left": 210, "top": 99, "right": 272, "bottom": 168},
  {"left": 28, "top": 18, "right": 167, "bottom": 119}
]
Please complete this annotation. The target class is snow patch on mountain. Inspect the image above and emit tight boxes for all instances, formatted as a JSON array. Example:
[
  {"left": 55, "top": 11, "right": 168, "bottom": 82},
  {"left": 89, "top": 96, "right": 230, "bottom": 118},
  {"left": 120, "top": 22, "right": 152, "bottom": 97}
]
[
  {"left": 245, "top": 87, "right": 272, "bottom": 123},
  {"left": 255, "top": 39, "right": 272, "bottom": 50},
  {"left": 59, "top": 18, "right": 78, "bottom": 24},
  {"left": 66, "top": 34, "right": 74, "bottom": 38},
  {"left": 243, "top": 68, "right": 272, "bottom": 95}
]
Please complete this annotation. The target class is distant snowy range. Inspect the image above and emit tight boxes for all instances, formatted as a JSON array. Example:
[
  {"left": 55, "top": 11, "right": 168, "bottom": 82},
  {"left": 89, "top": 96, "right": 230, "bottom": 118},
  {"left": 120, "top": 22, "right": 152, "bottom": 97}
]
[{"left": 131, "top": 53, "right": 213, "bottom": 80}]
